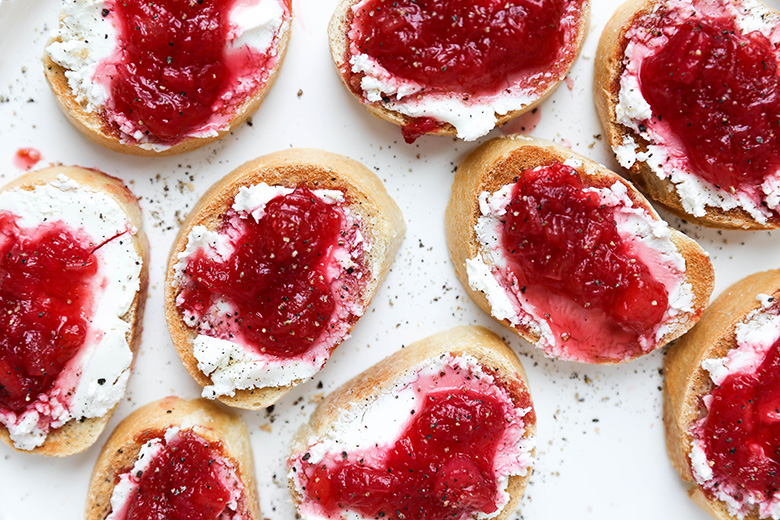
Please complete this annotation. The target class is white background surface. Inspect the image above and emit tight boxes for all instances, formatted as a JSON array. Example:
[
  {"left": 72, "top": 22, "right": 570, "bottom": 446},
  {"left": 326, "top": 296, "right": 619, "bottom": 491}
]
[{"left": 1, "top": 0, "right": 779, "bottom": 518}]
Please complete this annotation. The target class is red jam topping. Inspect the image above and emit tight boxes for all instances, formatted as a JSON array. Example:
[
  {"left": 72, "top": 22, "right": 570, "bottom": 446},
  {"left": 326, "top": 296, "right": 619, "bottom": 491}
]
[
  {"left": 350, "top": 0, "right": 581, "bottom": 95},
  {"left": 500, "top": 164, "right": 669, "bottom": 361},
  {"left": 0, "top": 213, "right": 98, "bottom": 413},
  {"left": 122, "top": 430, "right": 242, "bottom": 520},
  {"left": 699, "top": 333, "right": 780, "bottom": 501},
  {"left": 640, "top": 17, "right": 780, "bottom": 192},
  {"left": 299, "top": 388, "right": 525, "bottom": 520},
  {"left": 105, "top": 0, "right": 285, "bottom": 144},
  {"left": 177, "top": 187, "right": 364, "bottom": 358}
]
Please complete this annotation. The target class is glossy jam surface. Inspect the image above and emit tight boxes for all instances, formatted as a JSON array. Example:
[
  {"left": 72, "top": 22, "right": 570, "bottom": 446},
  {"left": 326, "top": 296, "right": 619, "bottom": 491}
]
[
  {"left": 640, "top": 17, "right": 780, "bottom": 191},
  {"left": 124, "top": 431, "right": 238, "bottom": 520},
  {"left": 700, "top": 334, "right": 780, "bottom": 500},
  {"left": 401, "top": 117, "right": 442, "bottom": 144},
  {"left": 501, "top": 164, "right": 668, "bottom": 359},
  {"left": 177, "top": 188, "right": 359, "bottom": 358},
  {"left": 0, "top": 213, "right": 98, "bottom": 413},
  {"left": 301, "top": 389, "right": 515, "bottom": 520},
  {"left": 350, "top": 0, "right": 576, "bottom": 95},
  {"left": 107, "top": 0, "right": 275, "bottom": 144}
]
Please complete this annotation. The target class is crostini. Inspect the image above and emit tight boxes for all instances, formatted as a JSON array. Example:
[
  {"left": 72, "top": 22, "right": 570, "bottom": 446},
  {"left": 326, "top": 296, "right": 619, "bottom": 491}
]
[
  {"left": 86, "top": 396, "right": 260, "bottom": 520},
  {"left": 45, "top": 0, "right": 292, "bottom": 155},
  {"left": 329, "top": 0, "right": 589, "bottom": 143},
  {"left": 288, "top": 326, "right": 536, "bottom": 520},
  {"left": 0, "top": 166, "right": 148, "bottom": 455},
  {"left": 165, "top": 149, "right": 405, "bottom": 409},
  {"left": 595, "top": 0, "right": 780, "bottom": 229},
  {"left": 446, "top": 135, "right": 713, "bottom": 363},
  {"left": 665, "top": 270, "right": 780, "bottom": 520}
]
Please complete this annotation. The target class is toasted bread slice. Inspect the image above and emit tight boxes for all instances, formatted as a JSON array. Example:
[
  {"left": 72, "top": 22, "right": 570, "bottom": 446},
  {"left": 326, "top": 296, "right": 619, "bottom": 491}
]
[
  {"left": 85, "top": 396, "right": 261, "bottom": 520},
  {"left": 327, "top": 0, "right": 589, "bottom": 141},
  {"left": 164, "top": 148, "right": 405, "bottom": 410},
  {"left": 43, "top": 1, "right": 292, "bottom": 156},
  {"left": 446, "top": 135, "right": 714, "bottom": 363},
  {"left": 0, "top": 166, "right": 149, "bottom": 456},
  {"left": 594, "top": 0, "right": 780, "bottom": 229},
  {"left": 287, "top": 325, "right": 536, "bottom": 520},
  {"left": 664, "top": 270, "right": 780, "bottom": 520}
]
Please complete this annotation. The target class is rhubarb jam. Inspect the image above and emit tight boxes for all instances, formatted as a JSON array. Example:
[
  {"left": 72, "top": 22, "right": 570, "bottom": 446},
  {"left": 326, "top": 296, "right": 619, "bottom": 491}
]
[
  {"left": 499, "top": 164, "right": 670, "bottom": 362},
  {"left": 698, "top": 334, "right": 780, "bottom": 503},
  {"left": 176, "top": 187, "right": 365, "bottom": 358},
  {"left": 639, "top": 17, "right": 780, "bottom": 193},
  {"left": 0, "top": 213, "right": 98, "bottom": 413},
  {"left": 118, "top": 430, "right": 244, "bottom": 520},
  {"left": 295, "top": 359, "right": 533, "bottom": 520},
  {"left": 349, "top": 0, "right": 582, "bottom": 96},
  {"left": 104, "top": 0, "right": 287, "bottom": 144}
]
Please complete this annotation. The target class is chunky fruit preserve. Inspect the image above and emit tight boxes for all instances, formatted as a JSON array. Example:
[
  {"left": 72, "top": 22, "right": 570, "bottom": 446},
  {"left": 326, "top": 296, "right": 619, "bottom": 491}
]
[
  {"left": 640, "top": 16, "right": 780, "bottom": 193},
  {"left": 698, "top": 332, "right": 780, "bottom": 503},
  {"left": 293, "top": 358, "right": 534, "bottom": 520},
  {"left": 103, "top": 0, "right": 288, "bottom": 144},
  {"left": 349, "top": 0, "right": 581, "bottom": 95},
  {"left": 176, "top": 186, "right": 365, "bottom": 359},
  {"left": 0, "top": 213, "right": 99, "bottom": 414},
  {"left": 113, "top": 430, "right": 244, "bottom": 520}
]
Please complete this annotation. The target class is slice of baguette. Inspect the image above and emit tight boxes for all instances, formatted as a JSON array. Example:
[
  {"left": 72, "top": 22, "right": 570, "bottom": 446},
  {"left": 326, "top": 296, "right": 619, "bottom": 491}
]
[
  {"left": 664, "top": 269, "right": 780, "bottom": 520},
  {"left": 86, "top": 396, "right": 261, "bottom": 520},
  {"left": 164, "top": 148, "right": 406, "bottom": 410},
  {"left": 594, "top": 0, "right": 780, "bottom": 230},
  {"left": 446, "top": 135, "right": 714, "bottom": 363},
  {"left": 43, "top": 1, "right": 292, "bottom": 156},
  {"left": 288, "top": 325, "right": 536, "bottom": 520},
  {"left": 0, "top": 166, "right": 149, "bottom": 457},
  {"left": 327, "top": 0, "right": 589, "bottom": 140}
]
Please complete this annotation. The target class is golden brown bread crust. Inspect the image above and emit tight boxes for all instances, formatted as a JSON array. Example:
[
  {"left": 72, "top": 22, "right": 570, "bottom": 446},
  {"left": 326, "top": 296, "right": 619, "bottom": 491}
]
[
  {"left": 445, "top": 135, "right": 714, "bottom": 363},
  {"left": 43, "top": 1, "right": 292, "bottom": 156},
  {"left": 287, "top": 325, "right": 536, "bottom": 520},
  {"left": 85, "top": 396, "right": 261, "bottom": 520},
  {"left": 327, "top": 0, "right": 590, "bottom": 139},
  {"left": 593, "top": 0, "right": 780, "bottom": 230},
  {"left": 164, "top": 148, "right": 406, "bottom": 410},
  {"left": 0, "top": 166, "right": 149, "bottom": 457},
  {"left": 664, "top": 270, "right": 780, "bottom": 520}
]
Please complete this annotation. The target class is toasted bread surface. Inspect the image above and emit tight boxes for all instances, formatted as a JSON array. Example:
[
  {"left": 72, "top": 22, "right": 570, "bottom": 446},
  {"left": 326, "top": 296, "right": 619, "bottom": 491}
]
[
  {"left": 164, "top": 148, "right": 405, "bottom": 410},
  {"left": 664, "top": 270, "right": 780, "bottom": 520},
  {"left": 288, "top": 325, "right": 536, "bottom": 520},
  {"left": 446, "top": 135, "right": 714, "bottom": 363},
  {"left": 85, "top": 396, "right": 260, "bottom": 520},
  {"left": 0, "top": 166, "right": 149, "bottom": 456}
]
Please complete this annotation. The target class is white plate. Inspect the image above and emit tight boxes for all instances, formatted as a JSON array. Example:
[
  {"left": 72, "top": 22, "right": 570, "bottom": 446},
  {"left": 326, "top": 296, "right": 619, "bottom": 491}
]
[{"left": 1, "top": 0, "right": 779, "bottom": 518}]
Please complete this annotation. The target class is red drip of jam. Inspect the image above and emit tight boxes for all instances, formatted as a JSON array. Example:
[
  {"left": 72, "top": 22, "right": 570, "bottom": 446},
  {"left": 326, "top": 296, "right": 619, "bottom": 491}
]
[
  {"left": 301, "top": 389, "right": 519, "bottom": 520},
  {"left": 0, "top": 213, "right": 98, "bottom": 413},
  {"left": 124, "top": 431, "right": 238, "bottom": 520},
  {"left": 700, "top": 333, "right": 780, "bottom": 500},
  {"left": 178, "top": 187, "right": 353, "bottom": 358},
  {"left": 401, "top": 117, "right": 442, "bottom": 144},
  {"left": 640, "top": 17, "right": 780, "bottom": 192},
  {"left": 350, "top": 0, "right": 575, "bottom": 95},
  {"left": 107, "top": 0, "right": 275, "bottom": 144},
  {"left": 13, "top": 148, "right": 42, "bottom": 171},
  {"left": 502, "top": 164, "right": 668, "bottom": 357}
]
